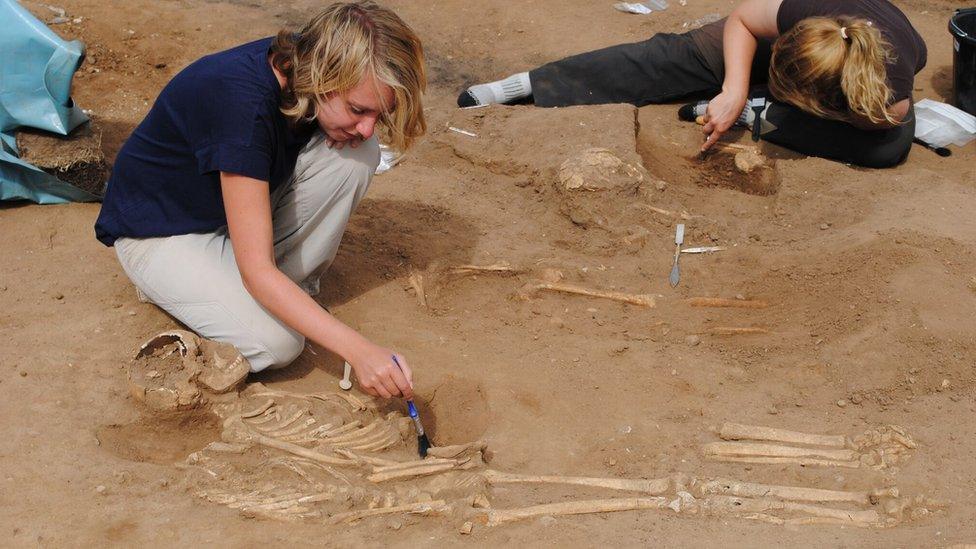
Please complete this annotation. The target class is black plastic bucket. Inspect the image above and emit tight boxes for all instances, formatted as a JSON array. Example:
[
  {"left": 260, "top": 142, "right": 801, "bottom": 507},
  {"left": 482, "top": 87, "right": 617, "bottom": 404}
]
[{"left": 950, "top": 8, "right": 976, "bottom": 115}]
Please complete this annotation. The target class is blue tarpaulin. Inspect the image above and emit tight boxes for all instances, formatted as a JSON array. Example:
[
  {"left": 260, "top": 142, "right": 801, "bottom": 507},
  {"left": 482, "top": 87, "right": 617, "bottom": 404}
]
[{"left": 0, "top": 0, "right": 99, "bottom": 203}]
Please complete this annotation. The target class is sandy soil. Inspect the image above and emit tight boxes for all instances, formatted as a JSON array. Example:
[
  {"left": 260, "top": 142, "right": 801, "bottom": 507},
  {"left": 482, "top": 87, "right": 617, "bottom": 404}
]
[{"left": 2, "top": 0, "right": 975, "bottom": 546}]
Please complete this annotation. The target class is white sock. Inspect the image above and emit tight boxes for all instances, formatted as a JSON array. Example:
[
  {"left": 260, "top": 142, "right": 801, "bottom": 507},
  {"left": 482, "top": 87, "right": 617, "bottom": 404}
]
[{"left": 465, "top": 72, "right": 532, "bottom": 106}]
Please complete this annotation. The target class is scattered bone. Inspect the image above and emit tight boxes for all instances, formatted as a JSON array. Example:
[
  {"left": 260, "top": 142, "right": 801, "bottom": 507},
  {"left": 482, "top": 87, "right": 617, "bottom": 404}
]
[
  {"left": 526, "top": 282, "right": 656, "bottom": 308},
  {"left": 720, "top": 423, "right": 846, "bottom": 448},
  {"left": 633, "top": 203, "right": 699, "bottom": 221},
  {"left": 706, "top": 327, "right": 769, "bottom": 335},
  {"left": 448, "top": 263, "right": 521, "bottom": 276},
  {"left": 688, "top": 297, "right": 768, "bottom": 309},
  {"left": 483, "top": 497, "right": 669, "bottom": 526},
  {"left": 484, "top": 470, "right": 670, "bottom": 494},
  {"left": 408, "top": 270, "right": 429, "bottom": 308},
  {"left": 329, "top": 500, "right": 451, "bottom": 524}
]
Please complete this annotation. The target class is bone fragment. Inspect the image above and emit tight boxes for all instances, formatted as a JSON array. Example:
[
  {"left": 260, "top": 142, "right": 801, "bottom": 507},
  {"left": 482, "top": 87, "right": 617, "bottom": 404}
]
[
  {"left": 696, "top": 478, "right": 870, "bottom": 505},
  {"left": 531, "top": 282, "right": 656, "bottom": 308},
  {"left": 484, "top": 470, "right": 670, "bottom": 495},
  {"left": 688, "top": 297, "right": 768, "bottom": 309},
  {"left": 707, "top": 455, "right": 861, "bottom": 468},
  {"left": 448, "top": 264, "right": 520, "bottom": 276},
  {"left": 703, "top": 441, "right": 857, "bottom": 462},
  {"left": 483, "top": 497, "right": 668, "bottom": 526},
  {"left": 328, "top": 500, "right": 450, "bottom": 524},
  {"left": 427, "top": 440, "right": 488, "bottom": 460},
  {"left": 706, "top": 326, "right": 769, "bottom": 335},
  {"left": 368, "top": 462, "right": 460, "bottom": 483},
  {"left": 408, "top": 270, "right": 428, "bottom": 308},
  {"left": 719, "top": 423, "right": 847, "bottom": 448}
]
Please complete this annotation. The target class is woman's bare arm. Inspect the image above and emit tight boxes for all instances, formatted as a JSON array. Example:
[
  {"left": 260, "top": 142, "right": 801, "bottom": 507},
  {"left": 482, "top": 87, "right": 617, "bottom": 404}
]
[
  {"left": 220, "top": 171, "right": 413, "bottom": 399},
  {"left": 702, "top": 0, "right": 783, "bottom": 150}
]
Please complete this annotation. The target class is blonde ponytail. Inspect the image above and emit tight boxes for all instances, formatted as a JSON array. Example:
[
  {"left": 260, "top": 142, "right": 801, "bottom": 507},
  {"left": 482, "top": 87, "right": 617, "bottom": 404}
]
[{"left": 769, "top": 16, "right": 900, "bottom": 126}]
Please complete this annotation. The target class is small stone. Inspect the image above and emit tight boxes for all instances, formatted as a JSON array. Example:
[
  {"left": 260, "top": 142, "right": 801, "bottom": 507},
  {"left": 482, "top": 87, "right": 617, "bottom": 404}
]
[
  {"left": 537, "top": 515, "right": 557, "bottom": 527},
  {"left": 127, "top": 311, "right": 137, "bottom": 316},
  {"left": 836, "top": 399, "right": 848, "bottom": 408},
  {"left": 19, "top": 371, "right": 27, "bottom": 378},
  {"left": 459, "top": 521, "right": 473, "bottom": 535},
  {"left": 158, "top": 479, "right": 169, "bottom": 488},
  {"left": 618, "top": 425, "right": 632, "bottom": 434},
  {"left": 654, "top": 180, "right": 667, "bottom": 191},
  {"left": 54, "top": 293, "right": 64, "bottom": 300},
  {"left": 154, "top": 62, "right": 167, "bottom": 69},
  {"left": 95, "top": 485, "right": 107, "bottom": 495},
  {"left": 766, "top": 406, "right": 779, "bottom": 415},
  {"left": 849, "top": 393, "right": 863, "bottom": 405},
  {"left": 389, "top": 520, "right": 402, "bottom": 531},
  {"left": 684, "top": 335, "right": 701, "bottom": 346},
  {"left": 549, "top": 316, "right": 565, "bottom": 328},
  {"left": 606, "top": 457, "right": 617, "bottom": 467},
  {"left": 819, "top": 223, "right": 829, "bottom": 230}
]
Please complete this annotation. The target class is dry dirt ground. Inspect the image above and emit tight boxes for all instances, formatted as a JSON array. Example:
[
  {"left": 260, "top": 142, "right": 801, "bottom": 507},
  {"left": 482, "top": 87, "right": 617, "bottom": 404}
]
[{"left": 2, "top": 0, "right": 976, "bottom": 546}]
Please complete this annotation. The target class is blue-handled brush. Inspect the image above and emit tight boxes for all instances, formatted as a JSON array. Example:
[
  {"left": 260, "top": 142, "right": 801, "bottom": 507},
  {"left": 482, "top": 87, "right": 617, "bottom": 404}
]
[{"left": 392, "top": 355, "right": 430, "bottom": 457}]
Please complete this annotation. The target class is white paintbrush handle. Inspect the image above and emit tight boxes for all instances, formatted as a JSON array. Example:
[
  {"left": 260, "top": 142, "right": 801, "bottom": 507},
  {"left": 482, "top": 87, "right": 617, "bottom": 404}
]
[{"left": 339, "top": 361, "right": 353, "bottom": 390}]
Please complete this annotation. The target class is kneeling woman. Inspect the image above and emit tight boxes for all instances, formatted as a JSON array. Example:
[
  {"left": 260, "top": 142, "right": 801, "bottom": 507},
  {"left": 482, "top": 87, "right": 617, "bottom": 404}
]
[
  {"left": 458, "top": 0, "right": 926, "bottom": 168},
  {"left": 95, "top": 2, "right": 425, "bottom": 398}
]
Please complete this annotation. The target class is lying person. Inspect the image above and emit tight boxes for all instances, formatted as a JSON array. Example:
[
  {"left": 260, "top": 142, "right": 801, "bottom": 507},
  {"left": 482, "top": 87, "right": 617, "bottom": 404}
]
[
  {"left": 95, "top": 1, "right": 425, "bottom": 398},
  {"left": 458, "top": 0, "right": 927, "bottom": 168}
]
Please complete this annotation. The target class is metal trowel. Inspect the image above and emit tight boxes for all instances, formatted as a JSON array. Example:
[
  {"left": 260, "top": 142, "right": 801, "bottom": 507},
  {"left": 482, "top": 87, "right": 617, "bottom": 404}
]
[{"left": 669, "top": 224, "right": 685, "bottom": 287}]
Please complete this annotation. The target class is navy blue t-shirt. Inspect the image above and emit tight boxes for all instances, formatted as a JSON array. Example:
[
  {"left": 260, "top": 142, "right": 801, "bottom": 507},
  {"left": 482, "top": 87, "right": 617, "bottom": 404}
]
[{"left": 95, "top": 38, "right": 314, "bottom": 246}]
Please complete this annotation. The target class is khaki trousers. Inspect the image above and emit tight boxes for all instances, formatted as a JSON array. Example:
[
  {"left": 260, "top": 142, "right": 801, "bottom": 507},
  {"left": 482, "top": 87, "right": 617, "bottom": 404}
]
[{"left": 115, "top": 132, "right": 379, "bottom": 372}]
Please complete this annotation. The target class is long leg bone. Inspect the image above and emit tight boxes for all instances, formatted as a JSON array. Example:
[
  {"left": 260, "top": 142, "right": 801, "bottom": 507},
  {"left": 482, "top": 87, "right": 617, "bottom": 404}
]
[
  {"left": 482, "top": 497, "right": 669, "bottom": 526},
  {"left": 719, "top": 423, "right": 847, "bottom": 448},
  {"left": 528, "top": 282, "right": 656, "bottom": 308},
  {"left": 703, "top": 441, "right": 858, "bottom": 462},
  {"left": 707, "top": 456, "right": 862, "bottom": 468},
  {"left": 703, "top": 495, "right": 883, "bottom": 527},
  {"left": 484, "top": 470, "right": 671, "bottom": 495},
  {"left": 695, "top": 478, "right": 872, "bottom": 505}
]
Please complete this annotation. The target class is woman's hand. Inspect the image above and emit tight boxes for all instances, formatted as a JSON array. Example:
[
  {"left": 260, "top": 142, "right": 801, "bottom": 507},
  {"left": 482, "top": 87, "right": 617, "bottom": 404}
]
[
  {"left": 347, "top": 341, "right": 414, "bottom": 399},
  {"left": 701, "top": 90, "right": 748, "bottom": 151}
]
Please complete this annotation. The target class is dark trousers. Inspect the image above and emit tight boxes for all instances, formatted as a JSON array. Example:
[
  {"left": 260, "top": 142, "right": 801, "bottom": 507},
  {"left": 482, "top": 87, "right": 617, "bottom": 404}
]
[{"left": 527, "top": 21, "right": 913, "bottom": 168}]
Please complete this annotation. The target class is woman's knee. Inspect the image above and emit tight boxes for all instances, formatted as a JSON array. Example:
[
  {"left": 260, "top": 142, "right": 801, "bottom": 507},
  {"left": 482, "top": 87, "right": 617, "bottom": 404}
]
[{"left": 244, "top": 329, "right": 305, "bottom": 373}]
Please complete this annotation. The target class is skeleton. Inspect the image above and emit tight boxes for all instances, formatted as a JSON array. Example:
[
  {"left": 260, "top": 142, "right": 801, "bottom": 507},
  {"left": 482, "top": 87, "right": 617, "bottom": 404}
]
[{"left": 132, "top": 332, "right": 938, "bottom": 530}]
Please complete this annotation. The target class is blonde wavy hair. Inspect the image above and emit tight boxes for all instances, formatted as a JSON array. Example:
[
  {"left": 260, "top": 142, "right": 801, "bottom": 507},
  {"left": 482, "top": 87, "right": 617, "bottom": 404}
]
[
  {"left": 769, "top": 16, "right": 900, "bottom": 126},
  {"left": 270, "top": 1, "right": 426, "bottom": 151}
]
